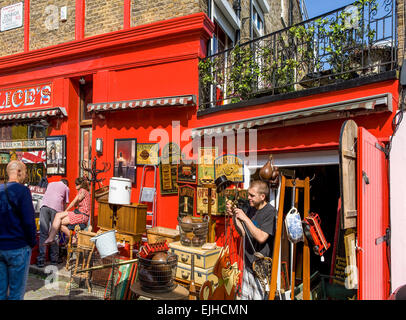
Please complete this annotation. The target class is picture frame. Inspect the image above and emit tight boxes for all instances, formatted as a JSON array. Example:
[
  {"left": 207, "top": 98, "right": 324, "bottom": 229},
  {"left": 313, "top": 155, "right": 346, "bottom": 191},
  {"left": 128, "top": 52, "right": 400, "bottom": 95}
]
[
  {"left": 113, "top": 138, "right": 137, "bottom": 184},
  {"left": 177, "top": 160, "right": 198, "bottom": 184},
  {"left": 46, "top": 135, "right": 66, "bottom": 176},
  {"left": 137, "top": 143, "right": 159, "bottom": 166}
]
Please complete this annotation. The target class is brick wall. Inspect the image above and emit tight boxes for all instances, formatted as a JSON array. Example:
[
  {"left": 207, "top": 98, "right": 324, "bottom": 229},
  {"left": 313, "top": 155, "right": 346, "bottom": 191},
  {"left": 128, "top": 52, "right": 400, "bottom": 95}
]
[
  {"left": 131, "top": 0, "right": 202, "bottom": 27},
  {"left": 85, "top": 0, "right": 123, "bottom": 37},
  {"left": 0, "top": 1, "right": 25, "bottom": 57},
  {"left": 29, "top": 0, "right": 76, "bottom": 51},
  {"left": 0, "top": 0, "right": 302, "bottom": 58}
]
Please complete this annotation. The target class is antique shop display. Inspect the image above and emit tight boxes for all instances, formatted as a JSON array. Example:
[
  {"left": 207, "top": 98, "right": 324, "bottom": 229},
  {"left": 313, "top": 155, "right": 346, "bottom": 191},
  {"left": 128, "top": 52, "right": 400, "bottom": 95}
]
[
  {"left": 302, "top": 212, "right": 331, "bottom": 257},
  {"left": 199, "top": 246, "right": 240, "bottom": 300},
  {"left": 114, "top": 138, "right": 137, "bottom": 183},
  {"left": 137, "top": 143, "right": 159, "bottom": 166},
  {"left": 97, "top": 199, "right": 147, "bottom": 236},
  {"left": 178, "top": 184, "right": 195, "bottom": 217},
  {"left": 214, "top": 154, "right": 244, "bottom": 183},
  {"left": 147, "top": 226, "right": 180, "bottom": 244},
  {"left": 178, "top": 216, "right": 208, "bottom": 247},
  {"left": 177, "top": 160, "right": 197, "bottom": 184},
  {"left": 259, "top": 154, "right": 280, "bottom": 188},
  {"left": 137, "top": 249, "right": 178, "bottom": 293},
  {"left": 46, "top": 135, "right": 66, "bottom": 175},
  {"left": 196, "top": 187, "right": 221, "bottom": 215},
  {"left": 198, "top": 147, "right": 218, "bottom": 184},
  {"left": 159, "top": 142, "right": 181, "bottom": 195}
]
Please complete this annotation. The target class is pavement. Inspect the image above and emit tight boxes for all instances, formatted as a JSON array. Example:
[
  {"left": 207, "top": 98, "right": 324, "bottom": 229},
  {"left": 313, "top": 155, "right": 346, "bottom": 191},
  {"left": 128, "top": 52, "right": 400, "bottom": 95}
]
[{"left": 25, "top": 262, "right": 102, "bottom": 300}]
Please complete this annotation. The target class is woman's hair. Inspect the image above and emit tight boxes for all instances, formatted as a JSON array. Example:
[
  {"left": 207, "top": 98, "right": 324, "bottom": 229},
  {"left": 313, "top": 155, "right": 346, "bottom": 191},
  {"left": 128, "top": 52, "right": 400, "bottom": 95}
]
[{"left": 75, "top": 177, "right": 89, "bottom": 191}]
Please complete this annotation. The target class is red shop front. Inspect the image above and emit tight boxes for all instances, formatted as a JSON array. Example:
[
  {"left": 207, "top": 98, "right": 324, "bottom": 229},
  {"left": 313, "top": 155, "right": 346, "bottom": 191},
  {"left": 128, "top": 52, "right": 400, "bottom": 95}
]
[
  {"left": 192, "top": 77, "right": 397, "bottom": 300},
  {"left": 0, "top": 13, "right": 214, "bottom": 230}
]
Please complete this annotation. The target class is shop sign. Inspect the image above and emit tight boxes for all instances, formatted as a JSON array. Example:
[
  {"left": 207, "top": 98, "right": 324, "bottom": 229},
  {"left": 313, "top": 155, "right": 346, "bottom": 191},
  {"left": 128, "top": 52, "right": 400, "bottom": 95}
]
[
  {"left": 196, "top": 187, "right": 221, "bottom": 215},
  {"left": 1, "top": 3, "right": 23, "bottom": 32},
  {"left": 178, "top": 185, "right": 195, "bottom": 217},
  {"left": 198, "top": 147, "right": 218, "bottom": 185},
  {"left": 0, "top": 83, "right": 52, "bottom": 111},
  {"left": 0, "top": 139, "right": 45, "bottom": 150},
  {"left": 214, "top": 154, "right": 244, "bottom": 183},
  {"left": 177, "top": 160, "right": 197, "bottom": 184}
]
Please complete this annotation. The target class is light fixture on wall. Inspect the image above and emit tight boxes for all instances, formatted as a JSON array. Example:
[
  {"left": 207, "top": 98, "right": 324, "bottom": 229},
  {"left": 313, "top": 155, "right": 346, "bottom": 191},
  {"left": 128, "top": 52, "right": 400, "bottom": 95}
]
[
  {"left": 79, "top": 77, "right": 86, "bottom": 85},
  {"left": 96, "top": 138, "right": 103, "bottom": 154}
]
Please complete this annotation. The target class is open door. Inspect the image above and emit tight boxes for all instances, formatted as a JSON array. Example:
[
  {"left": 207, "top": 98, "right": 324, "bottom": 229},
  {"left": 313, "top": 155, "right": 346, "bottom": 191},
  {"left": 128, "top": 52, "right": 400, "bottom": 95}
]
[
  {"left": 339, "top": 121, "right": 390, "bottom": 300},
  {"left": 357, "top": 127, "right": 390, "bottom": 300}
]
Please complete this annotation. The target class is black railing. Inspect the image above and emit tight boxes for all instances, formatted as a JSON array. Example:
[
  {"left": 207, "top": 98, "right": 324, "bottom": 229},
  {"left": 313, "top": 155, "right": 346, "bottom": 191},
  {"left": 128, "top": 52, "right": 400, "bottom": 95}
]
[{"left": 199, "top": 0, "right": 397, "bottom": 110}]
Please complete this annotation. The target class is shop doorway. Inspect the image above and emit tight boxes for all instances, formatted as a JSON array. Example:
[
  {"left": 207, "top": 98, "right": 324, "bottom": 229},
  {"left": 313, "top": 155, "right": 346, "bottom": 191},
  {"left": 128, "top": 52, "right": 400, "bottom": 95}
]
[
  {"left": 79, "top": 77, "right": 93, "bottom": 177},
  {"left": 249, "top": 162, "right": 342, "bottom": 297}
]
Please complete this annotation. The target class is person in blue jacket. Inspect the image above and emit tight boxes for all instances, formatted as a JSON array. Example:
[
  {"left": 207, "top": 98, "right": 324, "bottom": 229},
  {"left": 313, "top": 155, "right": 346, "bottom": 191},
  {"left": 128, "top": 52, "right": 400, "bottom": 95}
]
[{"left": 0, "top": 160, "right": 37, "bottom": 300}]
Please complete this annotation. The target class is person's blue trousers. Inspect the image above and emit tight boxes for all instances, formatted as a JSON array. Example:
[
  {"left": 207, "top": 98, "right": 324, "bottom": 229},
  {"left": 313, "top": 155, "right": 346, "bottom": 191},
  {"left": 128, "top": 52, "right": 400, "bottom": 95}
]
[{"left": 0, "top": 246, "right": 32, "bottom": 300}]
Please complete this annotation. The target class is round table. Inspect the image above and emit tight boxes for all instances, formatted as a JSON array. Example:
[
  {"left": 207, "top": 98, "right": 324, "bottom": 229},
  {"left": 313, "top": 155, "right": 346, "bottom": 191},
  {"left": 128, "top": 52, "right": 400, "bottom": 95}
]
[{"left": 130, "top": 281, "right": 189, "bottom": 300}]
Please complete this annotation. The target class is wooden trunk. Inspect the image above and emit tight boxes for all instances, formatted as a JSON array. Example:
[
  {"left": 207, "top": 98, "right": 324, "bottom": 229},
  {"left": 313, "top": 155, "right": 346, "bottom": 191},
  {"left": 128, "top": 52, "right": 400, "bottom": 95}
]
[{"left": 97, "top": 200, "right": 147, "bottom": 236}]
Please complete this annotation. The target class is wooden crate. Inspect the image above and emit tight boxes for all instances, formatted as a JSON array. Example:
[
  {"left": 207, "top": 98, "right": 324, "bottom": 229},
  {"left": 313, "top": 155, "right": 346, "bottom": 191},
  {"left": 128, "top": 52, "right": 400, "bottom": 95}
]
[
  {"left": 147, "top": 226, "right": 180, "bottom": 244},
  {"left": 97, "top": 200, "right": 147, "bottom": 236}
]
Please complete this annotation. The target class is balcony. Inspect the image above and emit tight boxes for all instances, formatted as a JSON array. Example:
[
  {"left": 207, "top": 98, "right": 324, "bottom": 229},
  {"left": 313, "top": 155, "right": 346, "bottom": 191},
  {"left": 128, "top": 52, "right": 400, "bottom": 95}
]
[{"left": 198, "top": 0, "right": 397, "bottom": 111}]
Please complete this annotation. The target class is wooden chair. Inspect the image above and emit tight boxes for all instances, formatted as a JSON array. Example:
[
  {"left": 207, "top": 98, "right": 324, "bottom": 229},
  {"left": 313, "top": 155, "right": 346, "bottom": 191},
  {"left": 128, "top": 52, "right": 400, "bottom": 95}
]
[
  {"left": 66, "top": 228, "right": 99, "bottom": 293},
  {"left": 65, "top": 224, "right": 92, "bottom": 270}
]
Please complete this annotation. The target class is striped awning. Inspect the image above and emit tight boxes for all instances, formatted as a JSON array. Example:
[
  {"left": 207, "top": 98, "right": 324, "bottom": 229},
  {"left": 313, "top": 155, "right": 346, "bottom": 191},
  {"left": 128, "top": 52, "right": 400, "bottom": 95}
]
[
  {"left": 0, "top": 107, "right": 67, "bottom": 122},
  {"left": 87, "top": 95, "right": 196, "bottom": 113},
  {"left": 191, "top": 93, "right": 392, "bottom": 138}
]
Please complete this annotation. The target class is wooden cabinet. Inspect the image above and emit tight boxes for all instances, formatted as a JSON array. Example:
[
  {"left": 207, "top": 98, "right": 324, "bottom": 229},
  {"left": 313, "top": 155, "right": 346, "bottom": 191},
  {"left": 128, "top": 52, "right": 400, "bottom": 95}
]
[{"left": 97, "top": 200, "right": 147, "bottom": 236}]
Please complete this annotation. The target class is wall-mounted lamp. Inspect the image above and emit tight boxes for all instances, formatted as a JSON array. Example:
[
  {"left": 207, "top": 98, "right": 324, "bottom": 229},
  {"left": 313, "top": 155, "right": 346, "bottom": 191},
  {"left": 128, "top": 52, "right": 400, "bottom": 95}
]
[
  {"left": 96, "top": 138, "right": 103, "bottom": 154},
  {"left": 79, "top": 77, "right": 86, "bottom": 85}
]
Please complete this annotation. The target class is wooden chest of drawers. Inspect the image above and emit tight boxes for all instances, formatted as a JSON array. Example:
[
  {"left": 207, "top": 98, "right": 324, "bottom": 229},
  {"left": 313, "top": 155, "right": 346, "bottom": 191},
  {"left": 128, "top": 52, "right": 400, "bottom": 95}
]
[
  {"left": 176, "top": 262, "right": 216, "bottom": 286},
  {"left": 97, "top": 200, "right": 147, "bottom": 236},
  {"left": 168, "top": 241, "right": 222, "bottom": 269}
]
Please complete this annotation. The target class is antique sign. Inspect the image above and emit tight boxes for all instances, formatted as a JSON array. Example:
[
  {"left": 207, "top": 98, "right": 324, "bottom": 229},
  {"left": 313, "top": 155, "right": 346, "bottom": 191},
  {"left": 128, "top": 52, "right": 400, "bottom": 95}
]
[
  {"left": 0, "top": 83, "right": 52, "bottom": 111},
  {"left": 177, "top": 160, "right": 197, "bottom": 184},
  {"left": 160, "top": 142, "right": 180, "bottom": 195},
  {"left": 178, "top": 185, "right": 195, "bottom": 217},
  {"left": 198, "top": 147, "right": 218, "bottom": 185},
  {"left": 137, "top": 143, "right": 159, "bottom": 166},
  {"left": 196, "top": 187, "right": 221, "bottom": 215},
  {"left": 0, "top": 139, "right": 45, "bottom": 150},
  {"left": 214, "top": 154, "right": 244, "bottom": 182},
  {"left": 161, "top": 142, "right": 181, "bottom": 164},
  {"left": 0, "top": 163, "right": 45, "bottom": 185}
]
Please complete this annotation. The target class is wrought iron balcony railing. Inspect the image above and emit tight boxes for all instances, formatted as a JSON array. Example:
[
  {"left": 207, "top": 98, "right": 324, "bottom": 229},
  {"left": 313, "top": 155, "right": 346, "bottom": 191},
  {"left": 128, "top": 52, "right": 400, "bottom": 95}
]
[{"left": 198, "top": 0, "right": 397, "bottom": 110}]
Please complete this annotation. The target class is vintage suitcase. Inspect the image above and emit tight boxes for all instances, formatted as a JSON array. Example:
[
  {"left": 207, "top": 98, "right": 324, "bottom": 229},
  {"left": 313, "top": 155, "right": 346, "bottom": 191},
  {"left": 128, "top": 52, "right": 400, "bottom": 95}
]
[
  {"left": 147, "top": 226, "right": 180, "bottom": 244},
  {"left": 168, "top": 241, "right": 222, "bottom": 269},
  {"left": 175, "top": 262, "right": 217, "bottom": 286}
]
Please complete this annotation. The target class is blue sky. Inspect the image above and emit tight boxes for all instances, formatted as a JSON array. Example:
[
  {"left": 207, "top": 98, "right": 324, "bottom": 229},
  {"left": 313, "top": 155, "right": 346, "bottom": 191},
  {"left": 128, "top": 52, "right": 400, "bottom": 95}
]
[{"left": 305, "top": 0, "right": 358, "bottom": 18}]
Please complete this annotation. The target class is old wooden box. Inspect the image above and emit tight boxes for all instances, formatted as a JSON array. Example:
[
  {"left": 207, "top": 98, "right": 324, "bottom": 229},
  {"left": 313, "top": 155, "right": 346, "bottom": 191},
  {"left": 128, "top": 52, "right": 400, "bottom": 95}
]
[
  {"left": 168, "top": 241, "right": 222, "bottom": 269},
  {"left": 175, "top": 262, "right": 217, "bottom": 286},
  {"left": 147, "top": 226, "right": 180, "bottom": 244},
  {"left": 97, "top": 200, "right": 147, "bottom": 236}
]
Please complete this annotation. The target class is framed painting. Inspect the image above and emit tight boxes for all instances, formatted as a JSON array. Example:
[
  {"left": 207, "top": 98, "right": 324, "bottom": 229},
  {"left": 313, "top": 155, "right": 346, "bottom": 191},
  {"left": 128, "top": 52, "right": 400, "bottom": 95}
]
[
  {"left": 137, "top": 143, "right": 159, "bottom": 166},
  {"left": 177, "top": 160, "right": 198, "bottom": 184},
  {"left": 46, "top": 135, "right": 66, "bottom": 176},
  {"left": 113, "top": 138, "right": 137, "bottom": 184}
]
